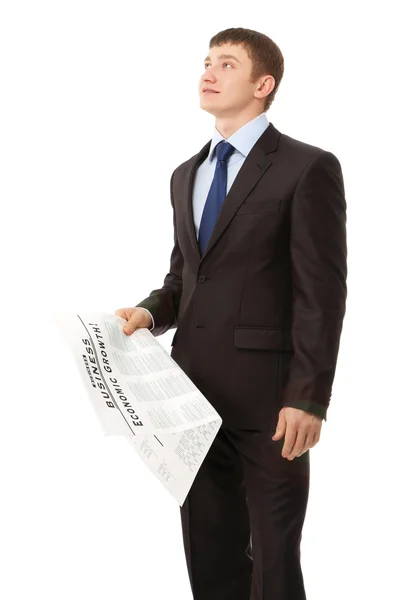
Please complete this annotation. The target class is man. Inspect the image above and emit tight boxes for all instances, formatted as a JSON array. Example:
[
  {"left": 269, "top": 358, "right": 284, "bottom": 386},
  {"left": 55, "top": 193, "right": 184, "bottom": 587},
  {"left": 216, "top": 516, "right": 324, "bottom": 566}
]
[{"left": 115, "top": 27, "right": 347, "bottom": 600}]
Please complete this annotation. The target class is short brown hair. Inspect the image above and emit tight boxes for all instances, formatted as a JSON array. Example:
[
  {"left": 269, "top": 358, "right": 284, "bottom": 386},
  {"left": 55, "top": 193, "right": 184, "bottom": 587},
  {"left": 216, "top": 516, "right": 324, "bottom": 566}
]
[{"left": 209, "top": 27, "right": 284, "bottom": 112}]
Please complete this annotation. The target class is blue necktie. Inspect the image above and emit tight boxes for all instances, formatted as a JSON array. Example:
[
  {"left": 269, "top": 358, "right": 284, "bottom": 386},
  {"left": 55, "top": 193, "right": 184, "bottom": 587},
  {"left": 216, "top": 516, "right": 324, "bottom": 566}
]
[{"left": 198, "top": 140, "right": 236, "bottom": 256}]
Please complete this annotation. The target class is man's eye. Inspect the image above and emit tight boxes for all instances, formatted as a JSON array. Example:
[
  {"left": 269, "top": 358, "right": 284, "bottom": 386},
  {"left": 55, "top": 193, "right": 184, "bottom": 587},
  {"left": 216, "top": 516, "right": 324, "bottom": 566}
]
[{"left": 204, "top": 63, "right": 232, "bottom": 69}]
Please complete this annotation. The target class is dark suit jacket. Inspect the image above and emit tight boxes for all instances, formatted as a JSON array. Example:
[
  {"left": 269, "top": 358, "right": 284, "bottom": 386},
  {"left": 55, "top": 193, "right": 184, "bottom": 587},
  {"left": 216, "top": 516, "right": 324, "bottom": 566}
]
[{"left": 136, "top": 121, "right": 347, "bottom": 429}]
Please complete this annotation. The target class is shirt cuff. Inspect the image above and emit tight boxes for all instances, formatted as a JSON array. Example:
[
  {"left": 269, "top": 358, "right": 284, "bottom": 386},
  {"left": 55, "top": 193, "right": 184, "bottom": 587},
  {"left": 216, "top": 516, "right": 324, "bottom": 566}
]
[{"left": 140, "top": 308, "right": 155, "bottom": 332}]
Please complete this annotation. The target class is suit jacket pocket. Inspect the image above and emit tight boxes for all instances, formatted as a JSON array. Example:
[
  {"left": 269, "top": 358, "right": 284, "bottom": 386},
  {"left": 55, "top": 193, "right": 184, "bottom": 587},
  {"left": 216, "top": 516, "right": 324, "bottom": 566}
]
[
  {"left": 234, "top": 326, "right": 291, "bottom": 351},
  {"left": 235, "top": 197, "right": 281, "bottom": 215}
]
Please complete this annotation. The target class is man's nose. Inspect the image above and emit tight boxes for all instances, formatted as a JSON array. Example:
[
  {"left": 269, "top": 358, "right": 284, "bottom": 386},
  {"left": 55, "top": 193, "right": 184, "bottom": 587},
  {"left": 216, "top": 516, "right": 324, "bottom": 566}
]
[{"left": 201, "top": 69, "right": 217, "bottom": 84}]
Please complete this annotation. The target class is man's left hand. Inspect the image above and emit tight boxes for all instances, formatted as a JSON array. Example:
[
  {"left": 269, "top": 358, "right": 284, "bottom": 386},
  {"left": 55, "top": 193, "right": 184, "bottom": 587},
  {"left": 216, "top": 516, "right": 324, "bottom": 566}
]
[{"left": 272, "top": 407, "right": 322, "bottom": 460}]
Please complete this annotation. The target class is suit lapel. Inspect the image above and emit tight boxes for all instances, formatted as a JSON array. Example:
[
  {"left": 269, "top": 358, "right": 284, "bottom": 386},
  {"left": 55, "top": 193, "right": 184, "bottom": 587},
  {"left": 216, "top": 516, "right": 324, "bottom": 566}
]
[
  {"left": 181, "top": 141, "right": 210, "bottom": 263},
  {"left": 182, "top": 121, "right": 281, "bottom": 264}
]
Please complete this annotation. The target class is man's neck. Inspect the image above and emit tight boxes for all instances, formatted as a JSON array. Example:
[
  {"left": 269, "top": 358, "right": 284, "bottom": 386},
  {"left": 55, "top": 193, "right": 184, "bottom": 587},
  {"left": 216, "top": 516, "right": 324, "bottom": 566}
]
[{"left": 215, "top": 110, "right": 264, "bottom": 139}]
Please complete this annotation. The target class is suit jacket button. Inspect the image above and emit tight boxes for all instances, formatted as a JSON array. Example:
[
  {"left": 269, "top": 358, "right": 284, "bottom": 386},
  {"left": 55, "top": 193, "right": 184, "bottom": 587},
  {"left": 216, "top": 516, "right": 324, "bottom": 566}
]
[{"left": 198, "top": 275, "right": 206, "bottom": 283}]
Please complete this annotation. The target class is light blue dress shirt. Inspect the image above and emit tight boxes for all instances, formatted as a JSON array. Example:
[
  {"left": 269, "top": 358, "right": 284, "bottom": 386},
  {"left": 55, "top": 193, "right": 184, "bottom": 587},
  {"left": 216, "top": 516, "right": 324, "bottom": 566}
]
[
  {"left": 192, "top": 111, "right": 270, "bottom": 238},
  {"left": 142, "top": 111, "right": 270, "bottom": 331}
]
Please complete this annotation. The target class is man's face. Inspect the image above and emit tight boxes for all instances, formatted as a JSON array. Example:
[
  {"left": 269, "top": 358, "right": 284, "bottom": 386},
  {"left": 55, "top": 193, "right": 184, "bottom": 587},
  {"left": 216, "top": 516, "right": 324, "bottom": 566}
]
[{"left": 199, "top": 43, "right": 259, "bottom": 117}]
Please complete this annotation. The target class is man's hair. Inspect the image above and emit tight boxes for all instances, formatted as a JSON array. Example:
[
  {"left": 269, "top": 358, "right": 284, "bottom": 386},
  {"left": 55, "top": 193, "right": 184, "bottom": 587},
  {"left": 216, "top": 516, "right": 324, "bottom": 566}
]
[{"left": 209, "top": 27, "right": 284, "bottom": 112}]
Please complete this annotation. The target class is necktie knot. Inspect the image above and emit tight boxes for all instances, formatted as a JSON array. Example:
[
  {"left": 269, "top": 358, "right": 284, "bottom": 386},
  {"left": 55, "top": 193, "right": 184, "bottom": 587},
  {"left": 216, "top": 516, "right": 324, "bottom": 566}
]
[{"left": 215, "top": 140, "right": 235, "bottom": 163}]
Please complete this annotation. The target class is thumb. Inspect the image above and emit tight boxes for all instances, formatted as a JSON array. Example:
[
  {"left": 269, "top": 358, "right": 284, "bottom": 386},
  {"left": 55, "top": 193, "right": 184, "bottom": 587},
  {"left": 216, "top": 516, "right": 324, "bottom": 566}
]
[
  {"left": 123, "top": 312, "right": 140, "bottom": 335},
  {"left": 272, "top": 412, "right": 287, "bottom": 440}
]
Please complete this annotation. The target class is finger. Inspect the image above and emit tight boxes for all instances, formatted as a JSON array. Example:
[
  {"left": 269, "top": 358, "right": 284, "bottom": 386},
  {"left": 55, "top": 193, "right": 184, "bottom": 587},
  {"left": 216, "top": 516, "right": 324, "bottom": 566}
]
[
  {"left": 115, "top": 309, "right": 129, "bottom": 320},
  {"left": 281, "top": 424, "right": 297, "bottom": 458},
  {"left": 124, "top": 311, "right": 145, "bottom": 335},
  {"left": 310, "top": 429, "right": 321, "bottom": 448},
  {"left": 272, "top": 413, "right": 286, "bottom": 440},
  {"left": 124, "top": 320, "right": 137, "bottom": 334},
  {"left": 298, "top": 430, "right": 314, "bottom": 456},
  {"left": 287, "top": 429, "right": 307, "bottom": 460}
]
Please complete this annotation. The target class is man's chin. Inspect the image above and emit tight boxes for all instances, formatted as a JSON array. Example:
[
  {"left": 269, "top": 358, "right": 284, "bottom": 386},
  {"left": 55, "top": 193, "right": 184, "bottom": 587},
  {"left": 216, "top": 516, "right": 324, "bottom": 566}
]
[
  {"left": 200, "top": 104, "right": 217, "bottom": 115},
  {"left": 199, "top": 100, "right": 225, "bottom": 116}
]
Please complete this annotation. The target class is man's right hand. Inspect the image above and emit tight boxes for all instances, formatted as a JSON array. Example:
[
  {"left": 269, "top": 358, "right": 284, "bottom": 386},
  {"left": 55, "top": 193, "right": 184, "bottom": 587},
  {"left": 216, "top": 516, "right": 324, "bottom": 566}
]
[{"left": 114, "top": 307, "right": 152, "bottom": 335}]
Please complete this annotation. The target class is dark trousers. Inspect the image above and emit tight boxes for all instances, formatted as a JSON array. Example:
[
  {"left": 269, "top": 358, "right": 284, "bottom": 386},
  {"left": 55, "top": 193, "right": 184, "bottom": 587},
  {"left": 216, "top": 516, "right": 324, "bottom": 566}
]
[{"left": 179, "top": 426, "right": 310, "bottom": 600}]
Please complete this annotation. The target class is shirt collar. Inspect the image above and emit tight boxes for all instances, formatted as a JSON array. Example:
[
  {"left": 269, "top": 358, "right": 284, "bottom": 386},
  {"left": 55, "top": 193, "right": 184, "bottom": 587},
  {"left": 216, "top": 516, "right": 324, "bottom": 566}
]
[{"left": 207, "top": 112, "right": 270, "bottom": 163}]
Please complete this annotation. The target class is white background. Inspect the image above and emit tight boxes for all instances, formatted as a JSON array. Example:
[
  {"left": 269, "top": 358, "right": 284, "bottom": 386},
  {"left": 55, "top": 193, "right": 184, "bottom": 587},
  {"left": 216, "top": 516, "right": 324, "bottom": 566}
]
[{"left": 1, "top": 1, "right": 399, "bottom": 598}]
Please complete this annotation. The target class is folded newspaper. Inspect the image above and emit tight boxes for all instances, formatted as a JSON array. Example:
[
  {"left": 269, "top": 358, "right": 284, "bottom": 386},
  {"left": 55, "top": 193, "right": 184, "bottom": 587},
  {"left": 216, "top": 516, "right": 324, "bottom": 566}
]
[{"left": 56, "top": 312, "right": 222, "bottom": 506}]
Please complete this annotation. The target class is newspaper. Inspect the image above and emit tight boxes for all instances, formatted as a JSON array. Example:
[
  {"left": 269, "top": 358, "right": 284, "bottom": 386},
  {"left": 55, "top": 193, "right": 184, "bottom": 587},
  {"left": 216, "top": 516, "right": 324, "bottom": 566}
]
[{"left": 56, "top": 312, "right": 222, "bottom": 505}]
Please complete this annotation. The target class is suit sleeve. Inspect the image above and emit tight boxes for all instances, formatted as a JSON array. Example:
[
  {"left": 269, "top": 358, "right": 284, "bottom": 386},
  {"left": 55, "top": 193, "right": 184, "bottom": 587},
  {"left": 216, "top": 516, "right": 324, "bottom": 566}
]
[
  {"left": 135, "top": 168, "right": 183, "bottom": 336},
  {"left": 281, "top": 150, "right": 348, "bottom": 421}
]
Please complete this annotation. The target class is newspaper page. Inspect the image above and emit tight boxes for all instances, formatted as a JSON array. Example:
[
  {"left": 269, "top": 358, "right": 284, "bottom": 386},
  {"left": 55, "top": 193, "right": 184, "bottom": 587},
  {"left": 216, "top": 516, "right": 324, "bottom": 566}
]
[{"left": 55, "top": 312, "right": 222, "bottom": 506}]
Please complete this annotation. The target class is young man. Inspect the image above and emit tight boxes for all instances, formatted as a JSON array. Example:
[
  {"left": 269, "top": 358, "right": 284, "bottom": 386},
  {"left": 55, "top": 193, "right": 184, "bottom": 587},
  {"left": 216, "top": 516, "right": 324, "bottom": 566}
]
[{"left": 116, "top": 27, "right": 347, "bottom": 600}]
